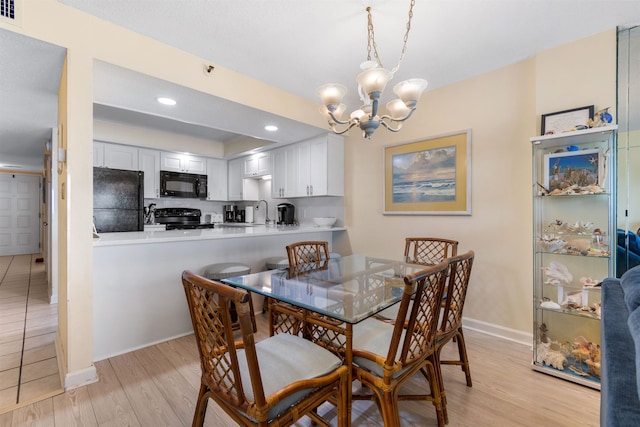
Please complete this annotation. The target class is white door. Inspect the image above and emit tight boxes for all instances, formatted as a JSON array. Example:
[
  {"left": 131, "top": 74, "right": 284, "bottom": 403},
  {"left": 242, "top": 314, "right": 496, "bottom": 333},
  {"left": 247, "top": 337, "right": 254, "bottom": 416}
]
[{"left": 0, "top": 173, "right": 41, "bottom": 255}]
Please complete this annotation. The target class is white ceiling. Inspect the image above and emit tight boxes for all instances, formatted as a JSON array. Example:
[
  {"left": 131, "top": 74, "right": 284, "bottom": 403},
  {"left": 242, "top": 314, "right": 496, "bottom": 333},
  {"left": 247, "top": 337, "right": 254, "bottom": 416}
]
[{"left": 3, "top": 1, "right": 640, "bottom": 171}]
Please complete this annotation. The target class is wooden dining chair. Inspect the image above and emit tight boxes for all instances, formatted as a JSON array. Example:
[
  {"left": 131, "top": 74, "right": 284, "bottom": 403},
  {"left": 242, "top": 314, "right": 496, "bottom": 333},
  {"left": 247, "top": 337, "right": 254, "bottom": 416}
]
[
  {"left": 375, "top": 237, "right": 459, "bottom": 323},
  {"left": 270, "top": 241, "right": 333, "bottom": 337},
  {"left": 181, "top": 271, "right": 349, "bottom": 427},
  {"left": 433, "top": 250, "right": 475, "bottom": 422},
  {"left": 351, "top": 260, "right": 450, "bottom": 427},
  {"left": 286, "top": 240, "right": 331, "bottom": 266},
  {"left": 404, "top": 237, "right": 459, "bottom": 265}
]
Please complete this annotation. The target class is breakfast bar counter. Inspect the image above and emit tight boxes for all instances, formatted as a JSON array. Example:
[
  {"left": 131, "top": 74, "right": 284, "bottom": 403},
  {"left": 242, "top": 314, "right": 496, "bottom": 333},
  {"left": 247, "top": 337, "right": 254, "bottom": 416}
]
[
  {"left": 93, "top": 224, "right": 346, "bottom": 246},
  {"left": 92, "top": 225, "right": 347, "bottom": 361}
]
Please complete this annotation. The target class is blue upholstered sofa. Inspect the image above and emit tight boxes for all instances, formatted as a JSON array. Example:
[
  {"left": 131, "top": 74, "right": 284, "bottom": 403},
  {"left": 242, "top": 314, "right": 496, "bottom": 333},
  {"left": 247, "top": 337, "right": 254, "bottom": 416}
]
[
  {"left": 617, "top": 229, "right": 640, "bottom": 278},
  {"left": 601, "top": 265, "right": 640, "bottom": 425}
]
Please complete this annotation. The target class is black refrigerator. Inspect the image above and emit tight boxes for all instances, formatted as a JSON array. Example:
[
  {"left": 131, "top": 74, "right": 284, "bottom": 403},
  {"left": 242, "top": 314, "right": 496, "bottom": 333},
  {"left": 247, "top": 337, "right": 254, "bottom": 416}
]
[{"left": 93, "top": 168, "right": 144, "bottom": 233}]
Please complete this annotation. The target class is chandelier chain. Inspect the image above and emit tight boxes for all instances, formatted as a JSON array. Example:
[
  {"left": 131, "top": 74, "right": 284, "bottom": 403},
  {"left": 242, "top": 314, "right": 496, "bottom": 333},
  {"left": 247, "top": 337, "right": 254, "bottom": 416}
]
[{"left": 365, "top": 0, "right": 416, "bottom": 75}]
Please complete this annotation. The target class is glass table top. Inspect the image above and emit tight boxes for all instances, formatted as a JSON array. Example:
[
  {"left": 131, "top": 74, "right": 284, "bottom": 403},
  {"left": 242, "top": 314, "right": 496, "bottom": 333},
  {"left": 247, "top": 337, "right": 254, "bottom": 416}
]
[{"left": 222, "top": 254, "right": 429, "bottom": 324}]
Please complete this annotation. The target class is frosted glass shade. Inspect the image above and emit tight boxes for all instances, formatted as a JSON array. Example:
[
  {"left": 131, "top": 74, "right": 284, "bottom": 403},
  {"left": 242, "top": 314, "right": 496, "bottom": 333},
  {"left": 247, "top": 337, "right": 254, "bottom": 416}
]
[
  {"left": 350, "top": 109, "right": 366, "bottom": 121},
  {"left": 356, "top": 67, "right": 392, "bottom": 96},
  {"left": 386, "top": 99, "right": 412, "bottom": 120},
  {"left": 317, "top": 84, "right": 347, "bottom": 107},
  {"left": 393, "top": 78, "right": 428, "bottom": 103}
]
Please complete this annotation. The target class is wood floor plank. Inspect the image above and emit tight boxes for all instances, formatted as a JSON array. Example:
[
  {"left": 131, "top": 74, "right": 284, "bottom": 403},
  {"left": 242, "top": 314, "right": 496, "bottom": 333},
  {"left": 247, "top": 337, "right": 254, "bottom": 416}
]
[
  {"left": 134, "top": 344, "right": 200, "bottom": 426},
  {"left": 108, "top": 352, "right": 183, "bottom": 427},
  {"left": 85, "top": 360, "right": 141, "bottom": 427},
  {"left": 10, "top": 398, "right": 55, "bottom": 426},
  {"left": 52, "top": 387, "right": 98, "bottom": 427}
]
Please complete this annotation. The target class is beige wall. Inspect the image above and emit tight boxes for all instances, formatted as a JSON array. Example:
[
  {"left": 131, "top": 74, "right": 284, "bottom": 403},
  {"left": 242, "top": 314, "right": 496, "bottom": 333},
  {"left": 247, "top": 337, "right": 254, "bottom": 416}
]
[
  {"left": 2, "top": 0, "right": 618, "bottom": 383},
  {"left": 342, "top": 29, "right": 616, "bottom": 339}
]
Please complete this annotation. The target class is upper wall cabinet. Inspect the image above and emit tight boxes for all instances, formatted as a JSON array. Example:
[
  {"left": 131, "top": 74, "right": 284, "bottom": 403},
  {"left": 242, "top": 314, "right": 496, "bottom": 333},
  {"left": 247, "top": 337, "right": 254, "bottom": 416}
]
[
  {"left": 206, "top": 158, "right": 228, "bottom": 201},
  {"left": 271, "top": 144, "right": 298, "bottom": 198},
  {"left": 138, "top": 148, "right": 160, "bottom": 199},
  {"left": 272, "top": 134, "right": 344, "bottom": 198},
  {"left": 94, "top": 142, "right": 139, "bottom": 171},
  {"left": 160, "top": 152, "right": 206, "bottom": 174},
  {"left": 296, "top": 134, "right": 344, "bottom": 197},
  {"left": 228, "top": 158, "right": 259, "bottom": 201},
  {"left": 244, "top": 152, "right": 271, "bottom": 177}
]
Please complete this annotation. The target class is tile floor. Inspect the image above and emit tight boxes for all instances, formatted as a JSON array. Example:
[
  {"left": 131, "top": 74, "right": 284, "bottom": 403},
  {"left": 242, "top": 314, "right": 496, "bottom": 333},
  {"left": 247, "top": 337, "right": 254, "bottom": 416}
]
[{"left": 0, "top": 254, "right": 62, "bottom": 413}]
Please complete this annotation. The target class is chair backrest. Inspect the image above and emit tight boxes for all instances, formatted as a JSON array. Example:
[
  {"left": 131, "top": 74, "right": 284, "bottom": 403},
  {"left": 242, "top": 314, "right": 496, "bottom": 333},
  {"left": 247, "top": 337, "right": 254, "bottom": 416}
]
[
  {"left": 439, "top": 250, "right": 475, "bottom": 336},
  {"left": 404, "top": 237, "right": 459, "bottom": 265},
  {"left": 181, "top": 271, "right": 266, "bottom": 411},
  {"left": 286, "top": 241, "right": 330, "bottom": 267},
  {"left": 386, "top": 260, "right": 449, "bottom": 367}
]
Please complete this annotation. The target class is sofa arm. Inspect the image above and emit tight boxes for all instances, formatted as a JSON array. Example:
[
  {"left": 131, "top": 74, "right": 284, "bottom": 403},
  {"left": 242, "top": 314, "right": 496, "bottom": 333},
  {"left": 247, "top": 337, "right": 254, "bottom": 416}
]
[{"left": 601, "top": 276, "right": 640, "bottom": 426}]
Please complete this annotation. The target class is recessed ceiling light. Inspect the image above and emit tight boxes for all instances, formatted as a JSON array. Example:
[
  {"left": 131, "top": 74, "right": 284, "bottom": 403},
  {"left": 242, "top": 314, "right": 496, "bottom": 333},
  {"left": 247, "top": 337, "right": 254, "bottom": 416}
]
[
  {"left": 265, "top": 125, "right": 278, "bottom": 132},
  {"left": 157, "top": 97, "right": 177, "bottom": 106}
]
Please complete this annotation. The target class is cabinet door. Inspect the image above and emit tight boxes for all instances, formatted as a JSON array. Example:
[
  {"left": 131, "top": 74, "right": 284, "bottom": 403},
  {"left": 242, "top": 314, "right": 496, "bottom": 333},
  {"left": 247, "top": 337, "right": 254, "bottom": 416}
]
[
  {"left": 207, "top": 158, "right": 228, "bottom": 201},
  {"left": 243, "top": 152, "right": 271, "bottom": 177},
  {"left": 227, "top": 158, "right": 244, "bottom": 200},
  {"left": 160, "top": 152, "right": 206, "bottom": 173},
  {"left": 305, "top": 138, "right": 330, "bottom": 196},
  {"left": 138, "top": 148, "right": 160, "bottom": 199},
  {"left": 271, "top": 145, "right": 297, "bottom": 198},
  {"left": 104, "top": 144, "right": 139, "bottom": 170}
]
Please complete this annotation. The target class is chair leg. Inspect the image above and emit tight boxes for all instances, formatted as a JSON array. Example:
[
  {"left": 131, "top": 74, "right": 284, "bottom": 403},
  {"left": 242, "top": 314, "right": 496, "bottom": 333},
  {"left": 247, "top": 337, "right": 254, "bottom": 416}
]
[
  {"left": 455, "top": 329, "right": 472, "bottom": 387},
  {"left": 424, "top": 358, "right": 446, "bottom": 427},
  {"left": 192, "top": 383, "right": 209, "bottom": 427}
]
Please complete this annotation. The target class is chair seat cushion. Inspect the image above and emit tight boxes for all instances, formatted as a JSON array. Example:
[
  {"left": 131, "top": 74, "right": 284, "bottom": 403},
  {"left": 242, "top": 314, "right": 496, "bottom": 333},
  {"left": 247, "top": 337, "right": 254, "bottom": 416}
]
[
  {"left": 352, "top": 317, "right": 407, "bottom": 378},
  {"left": 265, "top": 256, "right": 289, "bottom": 270},
  {"left": 237, "top": 333, "right": 342, "bottom": 420},
  {"left": 203, "top": 263, "right": 251, "bottom": 280}
]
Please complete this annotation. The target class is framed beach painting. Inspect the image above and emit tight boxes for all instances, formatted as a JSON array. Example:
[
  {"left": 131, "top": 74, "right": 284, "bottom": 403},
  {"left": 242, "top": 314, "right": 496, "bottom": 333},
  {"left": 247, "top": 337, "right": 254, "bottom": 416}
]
[{"left": 383, "top": 130, "right": 471, "bottom": 215}]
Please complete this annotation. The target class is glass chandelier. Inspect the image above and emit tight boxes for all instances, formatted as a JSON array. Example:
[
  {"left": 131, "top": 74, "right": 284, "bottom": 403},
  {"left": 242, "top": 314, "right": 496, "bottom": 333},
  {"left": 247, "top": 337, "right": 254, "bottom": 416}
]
[{"left": 317, "top": 0, "right": 427, "bottom": 139}]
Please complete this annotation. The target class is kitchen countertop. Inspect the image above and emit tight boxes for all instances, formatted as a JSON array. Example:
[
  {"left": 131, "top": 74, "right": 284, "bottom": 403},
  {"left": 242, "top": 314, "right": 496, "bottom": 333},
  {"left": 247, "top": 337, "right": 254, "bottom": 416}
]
[{"left": 93, "top": 224, "right": 345, "bottom": 247}]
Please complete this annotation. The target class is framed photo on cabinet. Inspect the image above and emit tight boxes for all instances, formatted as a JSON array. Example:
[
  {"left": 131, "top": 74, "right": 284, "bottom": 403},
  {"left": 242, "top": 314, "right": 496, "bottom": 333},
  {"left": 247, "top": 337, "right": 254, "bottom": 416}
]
[
  {"left": 383, "top": 130, "right": 471, "bottom": 215},
  {"left": 543, "top": 148, "right": 603, "bottom": 192},
  {"left": 541, "top": 105, "right": 594, "bottom": 135}
]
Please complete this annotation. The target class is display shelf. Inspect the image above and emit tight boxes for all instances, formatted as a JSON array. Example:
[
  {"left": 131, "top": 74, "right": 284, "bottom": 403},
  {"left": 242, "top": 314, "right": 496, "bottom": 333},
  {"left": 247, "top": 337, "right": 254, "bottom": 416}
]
[{"left": 531, "top": 126, "right": 615, "bottom": 390}]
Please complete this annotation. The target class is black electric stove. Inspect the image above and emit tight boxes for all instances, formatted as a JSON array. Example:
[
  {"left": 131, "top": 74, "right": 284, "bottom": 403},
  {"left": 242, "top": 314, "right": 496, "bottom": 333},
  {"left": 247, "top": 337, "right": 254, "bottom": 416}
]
[{"left": 154, "top": 208, "right": 215, "bottom": 230}]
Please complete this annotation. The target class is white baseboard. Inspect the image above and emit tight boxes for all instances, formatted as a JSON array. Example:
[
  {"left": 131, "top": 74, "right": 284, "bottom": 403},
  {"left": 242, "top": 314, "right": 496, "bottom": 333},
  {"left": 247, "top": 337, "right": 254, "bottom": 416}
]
[
  {"left": 462, "top": 316, "right": 532, "bottom": 347},
  {"left": 55, "top": 334, "right": 98, "bottom": 391}
]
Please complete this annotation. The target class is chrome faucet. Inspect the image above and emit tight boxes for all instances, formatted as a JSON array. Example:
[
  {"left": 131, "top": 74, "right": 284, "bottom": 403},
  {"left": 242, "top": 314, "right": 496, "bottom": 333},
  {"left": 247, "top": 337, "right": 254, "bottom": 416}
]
[{"left": 256, "top": 200, "right": 272, "bottom": 224}]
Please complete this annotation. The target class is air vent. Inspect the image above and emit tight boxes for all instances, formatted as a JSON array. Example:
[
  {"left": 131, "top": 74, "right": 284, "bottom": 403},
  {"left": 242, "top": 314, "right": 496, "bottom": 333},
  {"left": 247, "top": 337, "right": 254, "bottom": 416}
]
[{"left": 1, "top": 0, "right": 20, "bottom": 26}]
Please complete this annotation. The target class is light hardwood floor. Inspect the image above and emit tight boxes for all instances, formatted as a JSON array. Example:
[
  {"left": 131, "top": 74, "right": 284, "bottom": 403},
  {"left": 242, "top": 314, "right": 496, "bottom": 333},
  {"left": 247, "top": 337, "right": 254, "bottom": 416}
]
[
  {"left": 0, "top": 255, "right": 62, "bottom": 414},
  {"left": 0, "top": 306, "right": 600, "bottom": 426}
]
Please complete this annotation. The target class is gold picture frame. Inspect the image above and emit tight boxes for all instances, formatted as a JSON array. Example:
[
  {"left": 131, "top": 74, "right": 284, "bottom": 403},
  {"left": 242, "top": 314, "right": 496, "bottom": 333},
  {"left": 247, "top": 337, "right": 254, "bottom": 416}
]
[{"left": 383, "top": 130, "right": 471, "bottom": 215}]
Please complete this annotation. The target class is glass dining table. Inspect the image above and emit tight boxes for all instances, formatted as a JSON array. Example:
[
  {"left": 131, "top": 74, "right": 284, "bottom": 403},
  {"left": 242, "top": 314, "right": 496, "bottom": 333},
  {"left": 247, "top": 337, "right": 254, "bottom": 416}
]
[{"left": 222, "top": 253, "right": 429, "bottom": 425}]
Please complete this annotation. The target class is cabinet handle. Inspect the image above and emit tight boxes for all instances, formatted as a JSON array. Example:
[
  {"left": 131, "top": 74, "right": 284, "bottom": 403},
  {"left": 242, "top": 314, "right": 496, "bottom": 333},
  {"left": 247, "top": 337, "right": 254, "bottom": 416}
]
[
  {"left": 306, "top": 185, "right": 310, "bottom": 195},
  {"left": 310, "top": 185, "right": 313, "bottom": 196}
]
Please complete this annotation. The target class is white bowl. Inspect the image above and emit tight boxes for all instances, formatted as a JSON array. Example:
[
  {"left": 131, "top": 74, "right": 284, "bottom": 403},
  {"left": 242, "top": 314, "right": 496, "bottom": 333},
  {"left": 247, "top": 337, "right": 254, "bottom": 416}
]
[{"left": 313, "top": 217, "right": 336, "bottom": 228}]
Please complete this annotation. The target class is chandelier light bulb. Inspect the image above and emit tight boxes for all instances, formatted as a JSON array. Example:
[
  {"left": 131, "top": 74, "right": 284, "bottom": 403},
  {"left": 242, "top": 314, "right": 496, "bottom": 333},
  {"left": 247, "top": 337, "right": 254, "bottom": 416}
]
[
  {"left": 386, "top": 99, "right": 412, "bottom": 120},
  {"left": 356, "top": 67, "right": 392, "bottom": 97}
]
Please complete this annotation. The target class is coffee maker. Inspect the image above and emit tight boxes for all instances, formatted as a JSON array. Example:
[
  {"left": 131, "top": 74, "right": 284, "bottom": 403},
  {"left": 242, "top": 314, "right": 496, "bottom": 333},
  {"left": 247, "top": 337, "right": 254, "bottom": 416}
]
[
  {"left": 223, "top": 204, "right": 237, "bottom": 222},
  {"left": 277, "top": 203, "right": 295, "bottom": 225}
]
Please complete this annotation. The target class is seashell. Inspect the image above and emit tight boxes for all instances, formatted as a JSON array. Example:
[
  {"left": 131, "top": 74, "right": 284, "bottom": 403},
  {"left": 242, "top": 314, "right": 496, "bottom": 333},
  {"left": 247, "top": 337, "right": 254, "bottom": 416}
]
[
  {"left": 580, "top": 277, "right": 601, "bottom": 288},
  {"left": 540, "top": 300, "right": 562, "bottom": 310},
  {"left": 542, "top": 262, "right": 573, "bottom": 285},
  {"left": 561, "top": 291, "right": 582, "bottom": 307}
]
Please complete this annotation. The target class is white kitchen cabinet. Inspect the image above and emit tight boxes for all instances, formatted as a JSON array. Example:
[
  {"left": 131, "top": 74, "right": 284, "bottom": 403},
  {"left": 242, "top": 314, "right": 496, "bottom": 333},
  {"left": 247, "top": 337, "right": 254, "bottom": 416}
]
[
  {"left": 206, "top": 158, "right": 228, "bottom": 201},
  {"left": 138, "top": 148, "right": 160, "bottom": 199},
  {"left": 228, "top": 158, "right": 258, "bottom": 201},
  {"left": 160, "top": 151, "right": 206, "bottom": 174},
  {"left": 271, "top": 144, "right": 298, "bottom": 198},
  {"left": 94, "top": 141, "right": 139, "bottom": 171},
  {"left": 243, "top": 152, "right": 271, "bottom": 177},
  {"left": 296, "top": 133, "right": 344, "bottom": 197}
]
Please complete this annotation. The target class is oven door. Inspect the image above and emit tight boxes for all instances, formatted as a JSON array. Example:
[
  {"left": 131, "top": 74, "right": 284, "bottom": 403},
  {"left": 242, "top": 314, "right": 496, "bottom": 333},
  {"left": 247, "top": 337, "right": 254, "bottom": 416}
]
[{"left": 160, "top": 171, "right": 206, "bottom": 199}]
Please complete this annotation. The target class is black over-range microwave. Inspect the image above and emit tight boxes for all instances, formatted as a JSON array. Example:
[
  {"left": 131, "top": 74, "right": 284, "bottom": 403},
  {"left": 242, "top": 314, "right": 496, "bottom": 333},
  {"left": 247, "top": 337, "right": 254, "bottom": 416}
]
[{"left": 160, "top": 170, "right": 208, "bottom": 199}]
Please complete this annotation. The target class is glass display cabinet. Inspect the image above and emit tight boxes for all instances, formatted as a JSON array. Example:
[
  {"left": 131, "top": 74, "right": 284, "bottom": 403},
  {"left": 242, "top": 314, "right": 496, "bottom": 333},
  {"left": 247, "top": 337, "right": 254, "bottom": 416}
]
[{"left": 530, "top": 125, "right": 617, "bottom": 389}]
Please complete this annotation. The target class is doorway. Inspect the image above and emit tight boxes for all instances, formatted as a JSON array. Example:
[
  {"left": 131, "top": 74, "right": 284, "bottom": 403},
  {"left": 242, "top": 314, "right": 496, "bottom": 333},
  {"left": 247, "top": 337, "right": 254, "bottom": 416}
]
[{"left": 0, "top": 173, "right": 41, "bottom": 256}]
